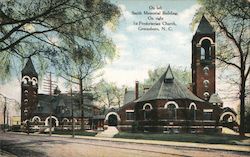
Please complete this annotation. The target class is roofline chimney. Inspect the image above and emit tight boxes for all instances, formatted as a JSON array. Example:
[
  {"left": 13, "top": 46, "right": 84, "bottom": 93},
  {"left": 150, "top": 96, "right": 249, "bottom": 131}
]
[{"left": 135, "top": 81, "right": 139, "bottom": 99}]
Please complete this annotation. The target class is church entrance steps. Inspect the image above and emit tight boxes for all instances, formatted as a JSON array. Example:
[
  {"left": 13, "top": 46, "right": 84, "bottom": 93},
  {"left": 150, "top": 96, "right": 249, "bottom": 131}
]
[{"left": 95, "top": 126, "right": 119, "bottom": 138}]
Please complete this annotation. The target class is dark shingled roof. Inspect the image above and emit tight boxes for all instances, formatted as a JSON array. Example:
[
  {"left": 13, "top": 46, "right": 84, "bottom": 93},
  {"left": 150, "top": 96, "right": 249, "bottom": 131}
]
[
  {"left": 22, "top": 58, "right": 38, "bottom": 76},
  {"left": 35, "top": 93, "right": 95, "bottom": 118},
  {"left": 123, "top": 90, "right": 135, "bottom": 105},
  {"left": 195, "top": 16, "right": 214, "bottom": 34},
  {"left": 135, "top": 65, "right": 204, "bottom": 102}
]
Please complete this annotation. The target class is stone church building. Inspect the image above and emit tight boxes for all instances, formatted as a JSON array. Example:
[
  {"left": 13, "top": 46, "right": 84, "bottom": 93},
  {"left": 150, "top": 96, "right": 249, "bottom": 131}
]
[{"left": 104, "top": 16, "right": 238, "bottom": 133}]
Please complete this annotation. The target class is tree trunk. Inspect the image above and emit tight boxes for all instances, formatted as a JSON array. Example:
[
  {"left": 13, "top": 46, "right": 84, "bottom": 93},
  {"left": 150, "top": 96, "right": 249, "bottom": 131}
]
[
  {"left": 239, "top": 75, "right": 246, "bottom": 136},
  {"left": 79, "top": 78, "right": 84, "bottom": 130}
]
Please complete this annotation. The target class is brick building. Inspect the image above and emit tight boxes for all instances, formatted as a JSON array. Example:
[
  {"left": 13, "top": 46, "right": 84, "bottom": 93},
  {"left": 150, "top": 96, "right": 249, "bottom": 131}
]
[
  {"left": 20, "top": 58, "right": 103, "bottom": 131},
  {"left": 104, "top": 16, "right": 238, "bottom": 133}
]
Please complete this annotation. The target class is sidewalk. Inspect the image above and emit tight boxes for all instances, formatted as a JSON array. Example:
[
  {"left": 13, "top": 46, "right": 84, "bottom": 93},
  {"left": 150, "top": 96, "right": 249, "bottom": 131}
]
[
  {"left": 95, "top": 126, "right": 119, "bottom": 138},
  {"left": 6, "top": 132, "right": 250, "bottom": 153}
]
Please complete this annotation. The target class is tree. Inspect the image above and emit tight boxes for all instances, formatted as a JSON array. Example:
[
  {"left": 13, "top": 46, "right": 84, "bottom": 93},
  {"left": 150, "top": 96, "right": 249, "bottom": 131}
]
[
  {"left": 58, "top": 45, "right": 105, "bottom": 130},
  {"left": 0, "top": 0, "right": 121, "bottom": 81},
  {"left": 192, "top": 0, "right": 250, "bottom": 136},
  {"left": 94, "top": 80, "right": 124, "bottom": 112}
]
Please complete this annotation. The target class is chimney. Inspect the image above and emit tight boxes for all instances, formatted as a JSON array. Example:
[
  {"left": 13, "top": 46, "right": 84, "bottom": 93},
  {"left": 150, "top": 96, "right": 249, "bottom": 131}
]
[{"left": 135, "top": 81, "right": 139, "bottom": 99}]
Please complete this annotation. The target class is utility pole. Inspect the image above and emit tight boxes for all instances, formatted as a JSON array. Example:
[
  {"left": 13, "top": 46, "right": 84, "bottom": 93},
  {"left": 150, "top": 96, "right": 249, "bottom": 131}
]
[
  {"left": 3, "top": 97, "right": 6, "bottom": 133},
  {"left": 49, "top": 72, "right": 52, "bottom": 136},
  {"left": 71, "top": 87, "right": 75, "bottom": 138},
  {"left": 43, "top": 72, "right": 56, "bottom": 136}
]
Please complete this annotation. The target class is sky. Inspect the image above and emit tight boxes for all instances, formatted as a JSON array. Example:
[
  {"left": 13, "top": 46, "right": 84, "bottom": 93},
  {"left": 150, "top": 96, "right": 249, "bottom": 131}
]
[
  {"left": 102, "top": 0, "right": 199, "bottom": 87},
  {"left": 0, "top": 0, "right": 240, "bottom": 110}
]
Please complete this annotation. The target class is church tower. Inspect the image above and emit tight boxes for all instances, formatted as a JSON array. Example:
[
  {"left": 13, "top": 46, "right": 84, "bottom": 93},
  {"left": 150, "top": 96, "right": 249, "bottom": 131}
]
[
  {"left": 191, "top": 16, "right": 215, "bottom": 101},
  {"left": 21, "top": 58, "right": 38, "bottom": 122}
]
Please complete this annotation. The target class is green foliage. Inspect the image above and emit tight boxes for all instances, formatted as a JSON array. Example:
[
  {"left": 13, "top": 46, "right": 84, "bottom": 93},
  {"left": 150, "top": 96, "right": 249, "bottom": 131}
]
[
  {"left": 0, "top": 0, "right": 121, "bottom": 81},
  {"left": 94, "top": 79, "right": 125, "bottom": 110}
]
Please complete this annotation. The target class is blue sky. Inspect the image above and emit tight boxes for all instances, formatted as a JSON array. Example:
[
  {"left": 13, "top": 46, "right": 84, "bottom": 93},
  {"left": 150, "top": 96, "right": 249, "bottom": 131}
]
[{"left": 102, "top": 0, "right": 200, "bottom": 86}]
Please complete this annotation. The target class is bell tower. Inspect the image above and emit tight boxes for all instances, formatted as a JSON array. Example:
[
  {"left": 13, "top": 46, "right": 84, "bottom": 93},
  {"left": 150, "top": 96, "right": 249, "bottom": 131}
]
[
  {"left": 191, "top": 16, "right": 215, "bottom": 101},
  {"left": 21, "top": 58, "right": 38, "bottom": 122}
]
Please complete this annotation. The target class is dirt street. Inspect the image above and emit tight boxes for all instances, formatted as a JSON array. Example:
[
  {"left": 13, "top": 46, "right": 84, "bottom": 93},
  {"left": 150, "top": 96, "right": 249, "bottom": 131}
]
[{"left": 0, "top": 133, "right": 249, "bottom": 157}]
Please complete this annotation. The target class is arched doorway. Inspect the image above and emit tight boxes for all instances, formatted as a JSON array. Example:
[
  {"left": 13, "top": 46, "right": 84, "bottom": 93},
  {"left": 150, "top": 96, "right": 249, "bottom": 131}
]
[
  {"left": 48, "top": 118, "right": 57, "bottom": 127},
  {"left": 45, "top": 116, "right": 59, "bottom": 127},
  {"left": 105, "top": 112, "right": 121, "bottom": 126},
  {"left": 220, "top": 112, "right": 236, "bottom": 122},
  {"left": 108, "top": 114, "right": 118, "bottom": 126}
]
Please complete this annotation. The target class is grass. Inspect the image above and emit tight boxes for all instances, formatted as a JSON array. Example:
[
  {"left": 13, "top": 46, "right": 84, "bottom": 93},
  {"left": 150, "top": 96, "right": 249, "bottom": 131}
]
[
  {"left": 114, "top": 132, "right": 250, "bottom": 145},
  {"left": 53, "top": 130, "right": 97, "bottom": 136}
]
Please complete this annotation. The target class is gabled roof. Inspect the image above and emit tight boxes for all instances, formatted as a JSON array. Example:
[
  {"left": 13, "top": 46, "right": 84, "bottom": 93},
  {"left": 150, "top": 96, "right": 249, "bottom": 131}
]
[
  {"left": 195, "top": 16, "right": 214, "bottom": 34},
  {"left": 135, "top": 66, "right": 204, "bottom": 103},
  {"left": 22, "top": 58, "right": 38, "bottom": 76},
  {"left": 35, "top": 93, "right": 95, "bottom": 118},
  {"left": 123, "top": 90, "right": 135, "bottom": 105},
  {"left": 209, "top": 93, "right": 223, "bottom": 104}
]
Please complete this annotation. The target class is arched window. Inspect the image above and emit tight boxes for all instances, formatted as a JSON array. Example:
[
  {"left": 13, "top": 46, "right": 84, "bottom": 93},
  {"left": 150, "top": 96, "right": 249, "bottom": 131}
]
[
  {"left": 62, "top": 118, "right": 69, "bottom": 125},
  {"left": 143, "top": 103, "right": 152, "bottom": 120},
  {"left": 24, "top": 99, "right": 28, "bottom": 104},
  {"left": 22, "top": 76, "right": 31, "bottom": 84},
  {"left": 167, "top": 104, "right": 176, "bottom": 120},
  {"left": 32, "top": 77, "right": 38, "bottom": 86},
  {"left": 203, "top": 80, "right": 210, "bottom": 88},
  {"left": 201, "top": 39, "right": 212, "bottom": 60},
  {"left": 164, "top": 101, "right": 178, "bottom": 120},
  {"left": 24, "top": 90, "right": 28, "bottom": 96},
  {"left": 203, "top": 92, "right": 210, "bottom": 100},
  {"left": 189, "top": 103, "right": 197, "bottom": 120},
  {"left": 203, "top": 66, "right": 209, "bottom": 75}
]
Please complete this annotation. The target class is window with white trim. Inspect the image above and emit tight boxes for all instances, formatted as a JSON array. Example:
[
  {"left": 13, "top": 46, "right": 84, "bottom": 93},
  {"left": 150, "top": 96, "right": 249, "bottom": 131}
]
[
  {"left": 167, "top": 103, "right": 177, "bottom": 120},
  {"left": 203, "top": 109, "right": 213, "bottom": 120},
  {"left": 126, "top": 110, "right": 134, "bottom": 121},
  {"left": 143, "top": 103, "right": 152, "bottom": 120},
  {"left": 190, "top": 105, "right": 196, "bottom": 120},
  {"left": 201, "top": 39, "right": 212, "bottom": 60}
]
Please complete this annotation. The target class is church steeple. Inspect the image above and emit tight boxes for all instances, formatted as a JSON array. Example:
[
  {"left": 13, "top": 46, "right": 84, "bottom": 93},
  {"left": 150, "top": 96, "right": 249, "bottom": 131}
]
[
  {"left": 195, "top": 15, "right": 214, "bottom": 34},
  {"left": 22, "top": 58, "right": 38, "bottom": 77},
  {"left": 21, "top": 58, "right": 38, "bottom": 122},
  {"left": 191, "top": 15, "right": 216, "bottom": 101}
]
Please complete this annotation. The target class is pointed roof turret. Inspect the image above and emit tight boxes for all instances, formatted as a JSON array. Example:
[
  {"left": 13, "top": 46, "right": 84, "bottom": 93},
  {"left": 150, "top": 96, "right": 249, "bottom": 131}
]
[
  {"left": 164, "top": 65, "right": 174, "bottom": 82},
  {"left": 195, "top": 15, "right": 214, "bottom": 34},
  {"left": 21, "top": 58, "right": 38, "bottom": 77},
  {"left": 135, "top": 65, "right": 204, "bottom": 103},
  {"left": 209, "top": 93, "right": 223, "bottom": 104}
]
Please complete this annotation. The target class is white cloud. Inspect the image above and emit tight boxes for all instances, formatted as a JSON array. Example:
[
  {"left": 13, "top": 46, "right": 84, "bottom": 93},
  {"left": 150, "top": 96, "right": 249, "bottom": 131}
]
[
  {"left": 118, "top": 4, "right": 133, "bottom": 20},
  {"left": 177, "top": 4, "right": 201, "bottom": 26},
  {"left": 0, "top": 79, "right": 21, "bottom": 103},
  {"left": 126, "top": 25, "right": 137, "bottom": 32},
  {"left": 112, "top": 33, "right": 128, "bottom": 42}
]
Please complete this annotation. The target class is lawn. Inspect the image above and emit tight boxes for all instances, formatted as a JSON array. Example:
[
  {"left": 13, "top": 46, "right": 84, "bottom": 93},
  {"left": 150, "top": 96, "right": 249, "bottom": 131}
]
[
  {"left": 53, "top": 130, "right": 97, "bottom": 136},
  {"left": 114, "top": 132, "right": 250, "bottom": 145}
]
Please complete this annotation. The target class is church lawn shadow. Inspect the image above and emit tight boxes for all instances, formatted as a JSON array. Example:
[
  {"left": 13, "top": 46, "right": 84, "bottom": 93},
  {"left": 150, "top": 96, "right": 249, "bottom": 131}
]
[
  {"left": 52, "top": 130, "right": 97, "bottom": 136},
  {"left": 114, "top": 132, "right": 250, "bottom": 146}
]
